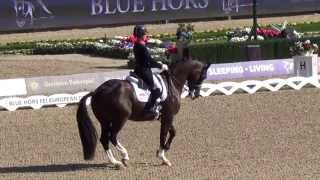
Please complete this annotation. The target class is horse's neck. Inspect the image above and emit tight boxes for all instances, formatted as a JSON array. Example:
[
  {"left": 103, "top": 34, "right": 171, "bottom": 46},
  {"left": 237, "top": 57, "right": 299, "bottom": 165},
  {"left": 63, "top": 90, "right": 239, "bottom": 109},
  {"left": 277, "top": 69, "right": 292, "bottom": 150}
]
[{"left": 170, "top": 64, "right": 189, "bottom": 95}]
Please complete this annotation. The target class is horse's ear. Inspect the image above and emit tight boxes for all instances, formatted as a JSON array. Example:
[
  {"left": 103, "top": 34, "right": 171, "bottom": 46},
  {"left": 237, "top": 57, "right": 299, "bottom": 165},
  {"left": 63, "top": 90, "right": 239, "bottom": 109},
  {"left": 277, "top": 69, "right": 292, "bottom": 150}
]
[{"left": 162, "top": 60, "right": 170, "bottom": 65}]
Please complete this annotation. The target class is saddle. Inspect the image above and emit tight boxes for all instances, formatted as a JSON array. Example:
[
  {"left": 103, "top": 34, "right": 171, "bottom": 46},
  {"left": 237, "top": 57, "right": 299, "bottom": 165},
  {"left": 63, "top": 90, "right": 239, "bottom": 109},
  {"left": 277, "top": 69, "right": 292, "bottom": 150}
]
[{"left": 126, "top": 72, "right": 168, "bottom": 103}]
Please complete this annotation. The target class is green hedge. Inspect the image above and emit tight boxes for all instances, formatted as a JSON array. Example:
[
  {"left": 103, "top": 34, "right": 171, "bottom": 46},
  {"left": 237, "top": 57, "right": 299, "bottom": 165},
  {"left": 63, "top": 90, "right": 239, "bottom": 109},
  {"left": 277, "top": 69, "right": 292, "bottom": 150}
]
[
  {"left": 190, "top": 36, "right": 320, "bottom": 64},
  {"left": 1, "top": 21, "right": 320, "bottom": 64},
  {"left": 293, "top": 21, "right": 320, "bottom": 33},
  {"left": 158, "top": 21, "right": 320, "bottom": 42},
  {"left": 34, "top": 42, "right": 130, "bottom": 59},
  {"left": 0, "top": 41, "right": 130, "bottom": 59}
]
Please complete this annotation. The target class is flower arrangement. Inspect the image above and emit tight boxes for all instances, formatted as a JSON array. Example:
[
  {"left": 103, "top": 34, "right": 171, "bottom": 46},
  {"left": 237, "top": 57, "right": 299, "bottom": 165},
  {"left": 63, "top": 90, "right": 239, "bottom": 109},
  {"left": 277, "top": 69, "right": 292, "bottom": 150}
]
[
  {"left": 257, "top": 28, "right": 282, "bottom": 38},
  {"left": 290, "top": 40, "right": 319, "bottom": 56},
  {"left": 227, "top": 27, "right": 264, "bottom": 42},
  {"left": 226, "top": 21, "right": 302, "bottom": 42}
]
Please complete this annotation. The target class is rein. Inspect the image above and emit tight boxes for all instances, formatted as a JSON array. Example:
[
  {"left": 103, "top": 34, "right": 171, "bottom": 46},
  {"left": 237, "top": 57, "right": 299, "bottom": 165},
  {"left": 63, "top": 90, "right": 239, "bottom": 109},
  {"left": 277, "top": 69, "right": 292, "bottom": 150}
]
[{"left": 164, "top": 69, "right": 188, "bottom": 92}]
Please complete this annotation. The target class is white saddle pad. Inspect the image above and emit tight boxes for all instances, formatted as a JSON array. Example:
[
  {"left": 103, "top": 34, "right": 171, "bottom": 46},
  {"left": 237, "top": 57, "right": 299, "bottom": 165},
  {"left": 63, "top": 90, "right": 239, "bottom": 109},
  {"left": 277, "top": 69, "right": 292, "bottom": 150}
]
[{"left": 126, "top": 73, "right": 168, "bottom": 102}]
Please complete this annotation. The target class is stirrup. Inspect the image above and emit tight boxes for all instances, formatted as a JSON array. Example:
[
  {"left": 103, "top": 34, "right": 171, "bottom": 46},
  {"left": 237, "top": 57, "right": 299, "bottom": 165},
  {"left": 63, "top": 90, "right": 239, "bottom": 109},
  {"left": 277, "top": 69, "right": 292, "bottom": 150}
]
[
  {"left": 144, "top": 108, "right": 159, "bottom": 120},
  {"left": 144, "top": 103, "right": 161, "bottom": 120}
]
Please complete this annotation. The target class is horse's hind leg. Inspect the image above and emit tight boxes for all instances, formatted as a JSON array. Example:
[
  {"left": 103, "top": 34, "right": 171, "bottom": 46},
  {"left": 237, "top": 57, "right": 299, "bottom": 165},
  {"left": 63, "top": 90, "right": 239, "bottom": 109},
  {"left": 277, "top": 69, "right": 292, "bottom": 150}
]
[
  {"left": 109, "top": 118, "right": 130, "bottom": 166},
  {"left": 157, "top": 115, "right": 174, "bottom": 166},
  {"left": 100, "top": 124, "right": 124, "bottom": 168}
]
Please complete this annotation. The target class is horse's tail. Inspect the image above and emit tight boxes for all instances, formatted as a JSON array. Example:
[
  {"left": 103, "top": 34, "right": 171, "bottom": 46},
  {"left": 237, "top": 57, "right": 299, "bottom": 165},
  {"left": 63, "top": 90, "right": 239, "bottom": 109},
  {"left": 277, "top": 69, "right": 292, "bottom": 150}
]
[{"left": 76, "top": 92, "right": 97, "bottom": 160}]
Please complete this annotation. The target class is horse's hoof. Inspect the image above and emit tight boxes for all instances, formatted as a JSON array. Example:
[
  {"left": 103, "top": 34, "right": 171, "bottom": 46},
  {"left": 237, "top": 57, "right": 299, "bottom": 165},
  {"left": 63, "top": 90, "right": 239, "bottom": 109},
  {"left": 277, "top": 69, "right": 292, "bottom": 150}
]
[
  {"left": 156, "top": 150, "right": 162, "bottom": 158},
  {"left": 114, "top": 163, "right": 126, "bottom": 170},
  {"left": 162, "top": 160, "right": 172, "bottom": 167},
  {"left": 122, "top": 159, "right": 129, "bottom": 167}
]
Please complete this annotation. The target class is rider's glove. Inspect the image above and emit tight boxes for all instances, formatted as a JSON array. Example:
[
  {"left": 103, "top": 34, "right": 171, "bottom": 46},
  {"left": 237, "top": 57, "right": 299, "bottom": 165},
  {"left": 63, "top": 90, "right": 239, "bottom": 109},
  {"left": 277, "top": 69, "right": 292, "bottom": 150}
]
[{"left": 161, "top": 64, "right": 169, "bottom": 71}]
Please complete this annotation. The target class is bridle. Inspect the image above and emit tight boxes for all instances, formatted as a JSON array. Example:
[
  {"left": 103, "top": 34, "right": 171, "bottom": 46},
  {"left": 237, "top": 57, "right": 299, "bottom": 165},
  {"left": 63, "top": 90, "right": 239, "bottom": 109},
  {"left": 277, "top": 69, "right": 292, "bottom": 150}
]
[
  {"left": 165, "top": 63, "right": 209, "bottom": 96},
  {"left": 187, "top": 64, "right": 209, "bottom": 91}
]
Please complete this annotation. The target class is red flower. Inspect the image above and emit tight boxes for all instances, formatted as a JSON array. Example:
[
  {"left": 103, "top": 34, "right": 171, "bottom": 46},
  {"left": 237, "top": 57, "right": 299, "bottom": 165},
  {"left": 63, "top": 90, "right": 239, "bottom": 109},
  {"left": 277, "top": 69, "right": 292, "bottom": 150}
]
[
  {"left": 167, "top": 46, "right": 177, "bottom": 54},
  {"left": 257, "top": 28, "right": 281, "bottom": 38}
]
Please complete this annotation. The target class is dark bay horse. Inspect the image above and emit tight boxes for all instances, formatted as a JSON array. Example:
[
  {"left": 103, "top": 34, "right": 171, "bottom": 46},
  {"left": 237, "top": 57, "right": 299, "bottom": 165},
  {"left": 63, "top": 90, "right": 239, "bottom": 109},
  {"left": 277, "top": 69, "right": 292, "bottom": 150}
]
[{"left": 76, "top": 58, "right": 209, "bottom": 168}]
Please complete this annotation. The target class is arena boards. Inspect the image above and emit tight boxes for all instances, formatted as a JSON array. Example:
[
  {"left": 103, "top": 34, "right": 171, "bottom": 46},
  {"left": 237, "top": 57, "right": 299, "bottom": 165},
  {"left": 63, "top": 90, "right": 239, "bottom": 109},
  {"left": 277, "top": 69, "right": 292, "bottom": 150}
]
[
  {"left": 1, "top": 57, "right": 319, "bottom": 98},
  {"left": 0, "top": 57, "right": 320, "bottom": 111}
]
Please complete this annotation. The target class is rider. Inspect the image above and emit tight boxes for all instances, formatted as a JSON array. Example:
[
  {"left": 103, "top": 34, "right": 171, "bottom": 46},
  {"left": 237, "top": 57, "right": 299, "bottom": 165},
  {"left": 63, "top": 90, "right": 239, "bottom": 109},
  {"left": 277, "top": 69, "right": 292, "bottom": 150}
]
[{"left": 132, "top": 25, "right": 168, "bottom": 115}]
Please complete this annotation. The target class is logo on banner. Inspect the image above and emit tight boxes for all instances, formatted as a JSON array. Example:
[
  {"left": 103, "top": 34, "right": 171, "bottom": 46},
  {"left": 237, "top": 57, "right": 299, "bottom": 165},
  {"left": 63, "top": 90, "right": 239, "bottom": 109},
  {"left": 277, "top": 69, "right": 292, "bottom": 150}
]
[
  {"left": 29, "top": 80, "right": 40, "bottom": 91},
  {"left": 222, "top": 0, "right": 252, "bottom": 13},
  {"left": 13, "top": 0, "right": 53, "bottom": 28},
  {"left": 282, "top": 61, "right": 294, "bottom": 74},
  {"left": 91, "top": 0, "right": 209, "bottom": 16}
]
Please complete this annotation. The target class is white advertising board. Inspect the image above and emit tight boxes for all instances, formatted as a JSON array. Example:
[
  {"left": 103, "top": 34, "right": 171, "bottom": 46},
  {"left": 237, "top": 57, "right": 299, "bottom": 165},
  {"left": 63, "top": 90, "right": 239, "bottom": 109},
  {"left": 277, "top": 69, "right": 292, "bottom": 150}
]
[{"left": 0, "top": 78, "right": 27, "bottom": 97}]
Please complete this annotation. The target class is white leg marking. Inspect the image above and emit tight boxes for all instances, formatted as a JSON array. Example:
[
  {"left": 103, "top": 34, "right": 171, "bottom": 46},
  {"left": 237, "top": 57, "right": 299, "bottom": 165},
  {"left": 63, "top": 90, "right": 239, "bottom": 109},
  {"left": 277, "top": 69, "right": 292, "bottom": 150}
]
[
  {"left": 116, "top": 142, "right": 129, "bottom": 160},
  {"left": 106, "top": 149, "right": 123, "bottom": 166},
  {"left": 157, "top": 148, "right": 172, "bottom": 166}
]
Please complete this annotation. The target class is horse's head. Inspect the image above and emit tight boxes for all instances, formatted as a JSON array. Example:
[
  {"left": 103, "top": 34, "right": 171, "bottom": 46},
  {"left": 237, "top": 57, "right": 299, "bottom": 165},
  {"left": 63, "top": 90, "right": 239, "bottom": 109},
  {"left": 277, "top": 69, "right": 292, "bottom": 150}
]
[
  {"left": 170, "top": 58, "right": 210, "bottom": 99},
  {"left": 13, "top": 0, "right": 34, "bottom": 27},
  {"left": 186, "top": 61, "right": 210, "bottom": 99}
]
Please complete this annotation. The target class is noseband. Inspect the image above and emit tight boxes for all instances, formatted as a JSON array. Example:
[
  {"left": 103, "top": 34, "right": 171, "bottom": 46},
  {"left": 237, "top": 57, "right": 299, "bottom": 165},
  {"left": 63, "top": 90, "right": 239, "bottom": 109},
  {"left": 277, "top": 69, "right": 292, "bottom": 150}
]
[{"left": 188, "top": 64, "right": 208, "bottom": 91}]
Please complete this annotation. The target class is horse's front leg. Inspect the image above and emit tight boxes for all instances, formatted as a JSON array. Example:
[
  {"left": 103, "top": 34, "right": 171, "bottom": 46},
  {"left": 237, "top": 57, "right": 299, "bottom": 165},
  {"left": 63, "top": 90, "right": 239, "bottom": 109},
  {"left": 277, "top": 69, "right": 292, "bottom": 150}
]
[
  {"left": 157, "top": 116, "right": 174, "bottom": 166},
  {"left": 164, "top": 125, "right": 176, "bottom": 151}
]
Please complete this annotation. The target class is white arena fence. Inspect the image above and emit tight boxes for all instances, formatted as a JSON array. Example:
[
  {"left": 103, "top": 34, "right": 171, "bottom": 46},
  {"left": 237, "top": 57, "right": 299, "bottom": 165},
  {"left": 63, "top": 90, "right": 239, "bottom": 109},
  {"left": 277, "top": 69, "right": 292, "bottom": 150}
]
[{"left": 1, "top": 75, "right": 320, "bottom": 111}]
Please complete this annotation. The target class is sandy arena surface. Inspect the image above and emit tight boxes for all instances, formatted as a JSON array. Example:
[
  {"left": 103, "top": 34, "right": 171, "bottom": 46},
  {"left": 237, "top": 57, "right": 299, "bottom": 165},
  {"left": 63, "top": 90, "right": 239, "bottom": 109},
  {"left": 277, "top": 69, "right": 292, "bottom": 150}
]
[
  {"left": 0, "top": 15, "right": 320, "bottom": 179},
  {"left": 0, "top": 54, "right": 319, "bottom": 180},
  {"left": 0, "top": 54, "right": 129, "bottom": 79}
]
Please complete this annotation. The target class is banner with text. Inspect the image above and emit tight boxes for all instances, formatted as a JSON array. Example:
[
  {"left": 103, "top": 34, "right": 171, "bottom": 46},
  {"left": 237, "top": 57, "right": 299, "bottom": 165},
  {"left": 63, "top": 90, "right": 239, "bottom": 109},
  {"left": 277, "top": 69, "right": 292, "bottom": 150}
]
[
  {"left": 206, "top": 57, "right": 318, "bottom": 80},
  {"left": 0, "top": 0, "right": 319, "bottom": 32},
  {"left": 1, "top": 57, "right": 320, "bottom": 99},
  {"left": 25, "top": 70, "right": 128, "bottom": 96}
]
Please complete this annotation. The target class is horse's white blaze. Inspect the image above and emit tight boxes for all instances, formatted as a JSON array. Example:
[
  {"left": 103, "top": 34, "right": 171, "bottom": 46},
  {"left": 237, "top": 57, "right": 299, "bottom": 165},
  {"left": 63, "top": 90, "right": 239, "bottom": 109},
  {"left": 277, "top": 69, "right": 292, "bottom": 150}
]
[
  {"left": 106, "top": 149, "right": 122, "bottom": 165},
  {"left": 157, "top": 148, "right": 172, "bottom": 166},
  {"left": 116, "top": 142, "right": 129, "bottom": 160}
]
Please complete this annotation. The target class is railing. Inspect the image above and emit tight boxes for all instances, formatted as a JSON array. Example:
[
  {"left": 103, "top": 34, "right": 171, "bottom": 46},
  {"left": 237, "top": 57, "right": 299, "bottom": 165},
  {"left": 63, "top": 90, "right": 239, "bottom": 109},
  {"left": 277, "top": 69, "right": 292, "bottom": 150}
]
[
  {"left": 1, "top": 75, "right": 319, "bottom": 111},
  {"left": 194, "top": 76, "right": 320, "bottom": 96}
]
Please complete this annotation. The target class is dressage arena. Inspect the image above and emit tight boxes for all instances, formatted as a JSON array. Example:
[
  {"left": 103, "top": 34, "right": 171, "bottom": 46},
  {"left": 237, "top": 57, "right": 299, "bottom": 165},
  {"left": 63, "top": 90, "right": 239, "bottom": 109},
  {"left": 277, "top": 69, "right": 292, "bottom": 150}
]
[
  {"left": 1, "top": 15, "right": 320, "bottom": 179},
  {"left": 0, "top": 55, "right": 319, "bottom": 180}
]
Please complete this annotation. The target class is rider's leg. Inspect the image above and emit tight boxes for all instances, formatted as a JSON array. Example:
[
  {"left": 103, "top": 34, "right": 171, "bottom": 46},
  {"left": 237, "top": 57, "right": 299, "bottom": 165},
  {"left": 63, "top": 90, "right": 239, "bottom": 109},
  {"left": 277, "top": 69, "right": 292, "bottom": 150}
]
[
  {"left": 144, "top": 88, "right": 161, "bottom": 112},
  {"left": 142, "top": 69, "right": 161, "bottom": 112}
]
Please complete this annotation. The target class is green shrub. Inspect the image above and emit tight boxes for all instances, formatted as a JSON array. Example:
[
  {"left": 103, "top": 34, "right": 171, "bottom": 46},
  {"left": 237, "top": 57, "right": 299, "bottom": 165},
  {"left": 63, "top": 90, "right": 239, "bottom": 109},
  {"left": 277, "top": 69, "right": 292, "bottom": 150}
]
[
  {"left": 32, "top": 41, "right": 130, "bottom": 59},
  {"left": 293, "top": 21, "right": 320, "bottom": 33},
  {"left": 190, "top": 36, "right": 320, "bottom": 64},
  {"left": 1, "top": 21, "right": 320, "bottom": 63},
  {"left": 0, "top": 42, "right": 36, "bottom": 51}
]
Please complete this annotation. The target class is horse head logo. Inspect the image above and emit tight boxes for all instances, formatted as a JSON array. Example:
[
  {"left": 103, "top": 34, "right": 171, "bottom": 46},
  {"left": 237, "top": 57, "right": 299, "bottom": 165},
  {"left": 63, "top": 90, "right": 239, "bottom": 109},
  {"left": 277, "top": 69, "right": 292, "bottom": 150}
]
[
  {"left": 13, "top": 0, "right": 52, "bottom": 28},
  {"left": 222, "top": 0, "right": 253, "bottom": 13},
  {"left": 283, "top": 61, "right": 294, "bottom": 74}
]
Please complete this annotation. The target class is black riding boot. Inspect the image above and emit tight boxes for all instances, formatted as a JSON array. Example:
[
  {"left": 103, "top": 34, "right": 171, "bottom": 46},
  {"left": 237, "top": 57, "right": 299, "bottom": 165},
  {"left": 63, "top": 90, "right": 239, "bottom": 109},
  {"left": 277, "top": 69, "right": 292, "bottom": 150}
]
[{"left": 144, "top": 88, "right": 161, "bottom": 116}]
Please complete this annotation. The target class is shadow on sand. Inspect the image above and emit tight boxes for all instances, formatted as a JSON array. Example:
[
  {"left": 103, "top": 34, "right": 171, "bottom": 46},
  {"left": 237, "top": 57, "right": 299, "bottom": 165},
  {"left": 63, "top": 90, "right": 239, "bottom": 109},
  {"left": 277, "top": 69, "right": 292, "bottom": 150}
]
[
  {"left": 93, "top": 65, "right": 129, "bottom": 70},
  {"left": 0, "top": 163, "right": 117, "bottom": 174}
]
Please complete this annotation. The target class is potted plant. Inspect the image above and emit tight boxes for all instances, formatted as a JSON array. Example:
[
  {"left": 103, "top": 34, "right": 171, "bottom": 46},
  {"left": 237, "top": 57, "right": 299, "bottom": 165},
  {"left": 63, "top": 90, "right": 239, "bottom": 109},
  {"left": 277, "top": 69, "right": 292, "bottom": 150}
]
[
  {"left": 290, "top": 40, "right": 319, "bottom": 56},
  {"left": 290, "top": 40, "right": 319, "bottom": 77}
]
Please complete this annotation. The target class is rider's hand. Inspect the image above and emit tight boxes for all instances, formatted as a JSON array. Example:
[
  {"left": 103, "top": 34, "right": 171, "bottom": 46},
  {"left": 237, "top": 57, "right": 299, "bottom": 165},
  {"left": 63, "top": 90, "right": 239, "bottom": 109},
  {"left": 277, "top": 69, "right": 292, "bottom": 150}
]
[{"left": 162, "top": 64, "right": 169, "bottom": 71}]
